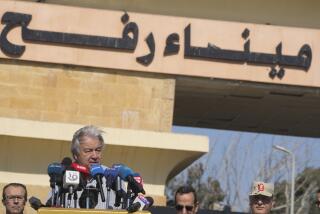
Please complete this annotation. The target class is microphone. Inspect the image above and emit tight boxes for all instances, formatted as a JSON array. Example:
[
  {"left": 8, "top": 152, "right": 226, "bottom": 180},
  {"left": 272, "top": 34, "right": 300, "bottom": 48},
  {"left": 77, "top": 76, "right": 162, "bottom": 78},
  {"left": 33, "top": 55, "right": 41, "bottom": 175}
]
[
  {"left": 104, "top": 167, "right": 119, "bottom": 208},
  {"left": 47, "top": 163, "right": 64, "bottom": 187},
  {"left": 71, "top": 162, "right": 89, "bottom": 175},
  {"left": 63, "top": 169, "right": 80, "bottom": 193},
  {"left": 90, "top": 164, "right": 106, "bottom": 202},
  {"left": 29, "top": 196, "right": 47, "bottom": 210},
  {"left": 111, "top": 164, "right": 128, "bottom": 208},
  {"left": 105, "top": 167, "right": 119, "bottom": 188},
  {"left": 79, "top": 186, "right": 99, "bottom": 209},
  {"left": 63, "top": 165, "right": 80, "bottom": 208},
  {"left": 118, "top": 166, "right": 145, "bottom": 194},
  {"left": 112, "top": 174, "right": 126, "bottom": 207},
  {"left": 47, "top": 163, "right": 64, "bottom": 206},
  {"left": 61, "top": 157, "right": 72, "bottom": 167},
  {"left": 62, "top": 157, "right": 79, "bottom": 193},
  {"left": 133, "top": 172, "right": 144, "bottom": 187},
  {"left": 127, "top": 195, "right": 153, "bottom": 213},
  {"left": 71, "top": 162, "right": 89, "bottom": 191},
  {"left": 57, "top": 157, "right": 73, "bottom": 208}
]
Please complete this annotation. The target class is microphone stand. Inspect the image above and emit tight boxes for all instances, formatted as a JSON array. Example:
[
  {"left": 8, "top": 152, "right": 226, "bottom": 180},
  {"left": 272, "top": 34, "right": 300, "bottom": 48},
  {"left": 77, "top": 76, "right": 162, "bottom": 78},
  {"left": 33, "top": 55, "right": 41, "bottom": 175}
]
[
  {"left": 124, "top": 187, "right": 132, "bottom": 209},
  {"left": 60, "top": 191, "right": 65, "bottom": 208},
  {"left": 106, "top": 187, "right": 111, "bottom": 209},
  {"left": 73, "top": 192, "right": 78, "bottom": 208},
  {"left": 85, "top": 188, "right": 90, "bottom": 209},
  {"left": 50, "top": 187, "right": 55, "bottom": 207},
  {"left": 67, "top": 186, "right": 74, "bottom": 208},
  {"left": 67, "top": 193, "right": 72, "bottom": 208}
]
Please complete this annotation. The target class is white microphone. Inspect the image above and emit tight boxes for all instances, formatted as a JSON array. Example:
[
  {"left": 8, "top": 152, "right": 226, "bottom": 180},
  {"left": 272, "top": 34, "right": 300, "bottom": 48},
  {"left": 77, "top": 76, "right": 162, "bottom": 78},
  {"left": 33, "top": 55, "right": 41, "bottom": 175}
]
[
  {"left": 63, "top": 170, "right": 80, "bottom": 208},
  {"left": 127, "top": 195, "right": 153, "bottom": 212},
  {"left": 63, "top": 170, "right": 80, "bottom": 191}
]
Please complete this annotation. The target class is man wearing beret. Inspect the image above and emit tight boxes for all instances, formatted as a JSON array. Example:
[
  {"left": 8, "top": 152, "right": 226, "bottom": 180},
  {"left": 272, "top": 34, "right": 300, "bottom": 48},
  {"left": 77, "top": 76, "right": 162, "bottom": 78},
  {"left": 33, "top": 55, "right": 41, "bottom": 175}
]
[{"left": 249, "top": 181, "right": 274, "bottom": 214}]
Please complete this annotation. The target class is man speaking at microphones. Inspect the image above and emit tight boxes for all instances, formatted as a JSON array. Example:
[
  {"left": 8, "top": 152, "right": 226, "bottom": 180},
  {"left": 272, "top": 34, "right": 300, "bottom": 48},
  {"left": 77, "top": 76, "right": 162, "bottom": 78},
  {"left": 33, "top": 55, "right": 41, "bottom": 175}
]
[
  {"left": 47, "top": 125, "right": 116, "bottom": 209},
  {"left": 70, "top": 125, "right": 115, "bottom": 209}
]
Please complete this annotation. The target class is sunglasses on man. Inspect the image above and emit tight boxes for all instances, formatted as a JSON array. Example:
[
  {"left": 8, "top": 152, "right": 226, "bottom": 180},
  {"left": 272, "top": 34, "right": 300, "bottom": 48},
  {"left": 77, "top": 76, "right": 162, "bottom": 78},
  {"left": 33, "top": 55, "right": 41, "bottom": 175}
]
[
  {"left": 250, "top": 195, "right": 272, "bottom": 204},
  {"left": 175, "top": 204, "right": 194, "bottom": 212}
]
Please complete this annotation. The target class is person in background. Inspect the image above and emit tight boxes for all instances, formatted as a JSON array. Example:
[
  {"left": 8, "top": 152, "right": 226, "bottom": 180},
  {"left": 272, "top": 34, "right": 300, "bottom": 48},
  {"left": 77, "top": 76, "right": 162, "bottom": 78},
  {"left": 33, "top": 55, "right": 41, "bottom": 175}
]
[
  {"left": 249, "top": 181, "right": 274, "bottom": 214},
  {"left": 2, "top": 183, "right": 27, "bottom": 214},
  {"left": 175, "top": 185, "right": 199, "bottom": 214},
  {"left": 316, "top": 188, "right": 320, "bottom": 208},
  {"left": 310, "top": 188, "right": 320, "bottom": 213}
]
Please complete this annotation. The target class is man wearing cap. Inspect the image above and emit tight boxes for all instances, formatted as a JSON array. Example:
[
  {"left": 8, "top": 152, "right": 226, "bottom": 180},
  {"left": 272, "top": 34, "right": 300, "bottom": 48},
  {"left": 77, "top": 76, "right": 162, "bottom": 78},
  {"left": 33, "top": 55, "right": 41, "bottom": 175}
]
[{"left": 249, "top": 181, "right": 274, "bottom": 214}]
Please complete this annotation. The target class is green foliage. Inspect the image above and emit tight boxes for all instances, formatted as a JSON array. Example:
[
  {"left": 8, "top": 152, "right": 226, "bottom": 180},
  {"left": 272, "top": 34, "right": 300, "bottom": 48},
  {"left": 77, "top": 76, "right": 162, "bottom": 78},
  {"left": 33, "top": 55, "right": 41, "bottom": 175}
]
[{"left": 165, "top": 162, "right": 225, "bottom": 209}]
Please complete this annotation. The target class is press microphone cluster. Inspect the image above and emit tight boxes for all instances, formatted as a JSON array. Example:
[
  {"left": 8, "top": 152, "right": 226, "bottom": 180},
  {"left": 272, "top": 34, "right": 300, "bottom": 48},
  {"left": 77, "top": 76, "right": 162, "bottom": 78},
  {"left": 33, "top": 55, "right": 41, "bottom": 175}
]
[
  {"left": 45, "top": 159, "right": 153, "bottom": 211},
  {"left": 106, "top": 163, "right": 148, "bottom": 210},
  {"left": 46, "top": 157, "right": 87, "bottom": 208}
]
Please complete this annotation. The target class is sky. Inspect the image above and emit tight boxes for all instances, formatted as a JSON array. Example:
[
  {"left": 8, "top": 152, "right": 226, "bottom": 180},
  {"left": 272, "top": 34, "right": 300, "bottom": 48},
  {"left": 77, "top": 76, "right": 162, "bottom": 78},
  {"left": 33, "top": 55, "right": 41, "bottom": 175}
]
[{"left": 171, "top": 126, "right": 320, "bottom": 212}]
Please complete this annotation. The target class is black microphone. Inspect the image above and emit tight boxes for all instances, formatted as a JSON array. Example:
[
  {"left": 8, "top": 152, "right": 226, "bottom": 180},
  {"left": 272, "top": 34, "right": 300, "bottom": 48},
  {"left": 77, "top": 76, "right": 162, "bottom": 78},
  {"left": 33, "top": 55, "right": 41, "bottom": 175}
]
[
  {"left": 61, "top": 157, "right": 72, "bottom": 167},
  {"left": 127, "top": 202, "right": 141, "bottom": 213},
  {"left": 79, "top": 186, "right": 98, "bottom": 209},
  {"left": 118, "top": 166, "right": 145, "bottom": 194},
  {"left": 29, "top": 196, "right": 47, "bottom": 210},
  {"left": 112, "top": 175, "right": 127, "bottom": 208}
]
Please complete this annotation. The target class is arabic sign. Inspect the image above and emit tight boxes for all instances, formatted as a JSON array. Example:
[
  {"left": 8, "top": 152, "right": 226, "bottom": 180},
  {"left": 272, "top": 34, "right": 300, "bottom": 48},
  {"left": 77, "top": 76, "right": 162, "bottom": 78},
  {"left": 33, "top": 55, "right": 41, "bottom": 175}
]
[{"left": 0, "top": 1, "right": 319, "bottom": 87}]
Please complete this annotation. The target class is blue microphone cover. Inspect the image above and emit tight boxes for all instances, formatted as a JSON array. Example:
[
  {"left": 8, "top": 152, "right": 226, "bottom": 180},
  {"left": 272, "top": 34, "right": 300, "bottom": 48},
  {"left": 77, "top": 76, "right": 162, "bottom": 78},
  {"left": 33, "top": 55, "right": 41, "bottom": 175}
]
[
  {"left": 47, "top": 163, "right": 64, "bottom": 175},
  {"left": 90, "top": 164, "right": 104, "bottom": 177},
  {"left": 118, "top": 166, "right": 134, "bottom": 180},
  {"left": 104, "top": 167, "right": 118, "bottom": 187}
]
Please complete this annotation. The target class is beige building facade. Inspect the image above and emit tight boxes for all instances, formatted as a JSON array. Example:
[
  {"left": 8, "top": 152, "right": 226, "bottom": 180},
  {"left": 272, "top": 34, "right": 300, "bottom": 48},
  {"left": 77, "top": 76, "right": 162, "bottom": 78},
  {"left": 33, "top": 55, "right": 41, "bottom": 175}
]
[{"left": 0, "top": 0, "right": 320, "bottom": 213}]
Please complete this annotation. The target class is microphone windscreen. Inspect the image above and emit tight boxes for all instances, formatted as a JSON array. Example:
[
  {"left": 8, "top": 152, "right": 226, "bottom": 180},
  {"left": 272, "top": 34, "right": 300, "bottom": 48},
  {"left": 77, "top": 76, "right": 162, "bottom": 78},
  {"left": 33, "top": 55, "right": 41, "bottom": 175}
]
[
  {"left": 63, "top": 169, "right": 80, "bottom": 190},
  {"left": 71, "top": 162, "right": 89, "bottom": 174},
  {"left": 104, "top": 167, "right": 118, "bottom": 187},
  {"left": 118, "top": 166, "right": 134, "bottom": 180},
  {"left": 47, "top": 163, "right": 64, "bottom": 175},
  {"left": 90, "top": 164, "right": 104, "bottom": 177},
  {"left": 133, "top": 172, "right": 144, "bottom": 187},
  {"left": 130, "top": 195, "right": 153, "bottom": 211},
  {"left": 145, "top": 196, "right": 154, "bottom": 208},
  {"left": 127, "top": 202, "right": 141, "bottom": 213},
  {"left": 61, "top": 157, "right": 72, "bottom": 167},
  {"left": 29, "top": 196, "right": 44, "bottom": 210}
]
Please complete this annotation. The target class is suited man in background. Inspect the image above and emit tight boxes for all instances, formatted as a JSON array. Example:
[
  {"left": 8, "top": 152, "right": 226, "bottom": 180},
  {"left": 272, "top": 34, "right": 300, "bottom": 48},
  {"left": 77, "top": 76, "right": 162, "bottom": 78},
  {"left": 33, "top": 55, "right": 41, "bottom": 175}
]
[
  {"left": 175, "top": 185, "right": 199, "bottom": 214},
  {"left": 2, "top": 183, "right": 27, "bottom": 214}
]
